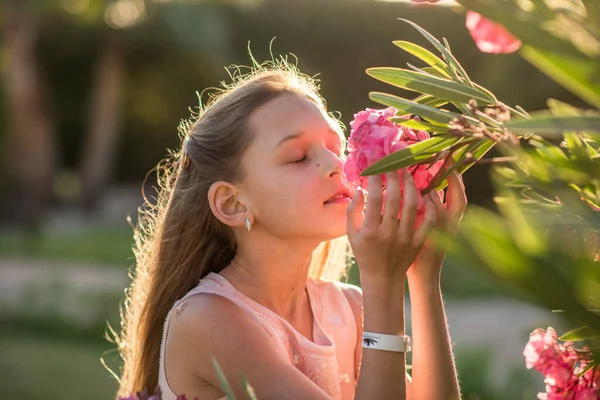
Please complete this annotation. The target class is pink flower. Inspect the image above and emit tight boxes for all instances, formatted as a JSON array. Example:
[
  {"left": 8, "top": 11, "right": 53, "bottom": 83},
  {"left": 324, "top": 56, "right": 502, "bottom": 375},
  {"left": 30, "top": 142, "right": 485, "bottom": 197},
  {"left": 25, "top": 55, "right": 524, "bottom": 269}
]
[
  {"left": 538, "top": 393, "right": 575, "bottom": 400},
  {"left": 343, "top": 107, "right": 444, "bottom": 217},
  {"left": 465, "top": 11, "right": 521, "bottom": 54},
  {"left": 344, "top": 107, "right": 440, "bottom": 191},
  {"left": 526, "top": 328, "right": 600, "bottom": 400},
  {"left": 545, "top": 363, "right": 576, "bottom": 391},
  {"left": 524, "top": 327, "right": 563, "bottom": 373},
  {"left": 574, "top": 387, "right": 599, "bottom": 400}
]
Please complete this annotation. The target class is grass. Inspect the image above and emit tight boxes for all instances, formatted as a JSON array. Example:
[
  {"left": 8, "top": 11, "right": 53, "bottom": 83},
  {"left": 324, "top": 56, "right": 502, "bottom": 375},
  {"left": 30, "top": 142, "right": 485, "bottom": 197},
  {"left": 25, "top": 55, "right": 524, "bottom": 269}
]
[
  {"left": 0, "top": 225, "right": 135, "bottom": 266},
  {"left": 0, "top": 331, "right": 119, "bottom": 400},
  {"left": 0, "top": 323, "right": 541, "bottom": 400},
  {"left": 0, "top": 222, "right": 517, "bottom": 300}
]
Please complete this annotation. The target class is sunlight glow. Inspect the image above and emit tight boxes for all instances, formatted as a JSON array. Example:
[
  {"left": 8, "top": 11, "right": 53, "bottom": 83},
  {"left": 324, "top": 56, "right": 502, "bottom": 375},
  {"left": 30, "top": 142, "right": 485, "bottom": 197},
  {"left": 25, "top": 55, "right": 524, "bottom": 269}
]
[
  {"left": 61, "top": 0, "right": 90, "bottom": 15},
  {"left": 105, "top": 0, "right": 146, "bottom": 29}
]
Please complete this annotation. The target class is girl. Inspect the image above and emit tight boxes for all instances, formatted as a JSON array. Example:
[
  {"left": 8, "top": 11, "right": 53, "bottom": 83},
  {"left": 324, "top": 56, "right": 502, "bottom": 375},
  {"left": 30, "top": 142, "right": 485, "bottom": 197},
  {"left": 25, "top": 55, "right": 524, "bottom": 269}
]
[{"left": 115, "top": 61, "right": 465, "bottom": 400}]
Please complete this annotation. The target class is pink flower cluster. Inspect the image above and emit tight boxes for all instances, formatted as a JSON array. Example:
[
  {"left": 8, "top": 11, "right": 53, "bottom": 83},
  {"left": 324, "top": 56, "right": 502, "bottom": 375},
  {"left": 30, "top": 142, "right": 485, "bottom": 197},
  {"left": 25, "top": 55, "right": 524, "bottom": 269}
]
[
  {"left": 411, "top": 1, "right": 521, "bottom": 54},
  {"left": 342, "top": 107, "right": 444, "bottom": 216},
  {"left": 524, "top": 327, "right": 599, "bottom": 400}
]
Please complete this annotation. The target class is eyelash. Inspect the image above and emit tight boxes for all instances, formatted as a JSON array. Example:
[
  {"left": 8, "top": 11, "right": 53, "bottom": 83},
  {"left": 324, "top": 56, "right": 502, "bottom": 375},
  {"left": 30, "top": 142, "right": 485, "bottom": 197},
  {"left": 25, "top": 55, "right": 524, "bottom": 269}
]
[
  {"left": 292, "top": 155, "right": 308, "bottom": 164},
  {"left": 291, "top": 146, "right": 342, "bottom": 165}
]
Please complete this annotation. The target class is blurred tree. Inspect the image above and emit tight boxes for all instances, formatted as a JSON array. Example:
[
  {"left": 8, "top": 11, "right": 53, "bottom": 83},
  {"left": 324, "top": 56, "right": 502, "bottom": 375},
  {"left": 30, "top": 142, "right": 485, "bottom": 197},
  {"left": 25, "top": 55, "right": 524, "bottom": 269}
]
[{"left": 2, "top": 0, "right": 58, "bottom": 232}]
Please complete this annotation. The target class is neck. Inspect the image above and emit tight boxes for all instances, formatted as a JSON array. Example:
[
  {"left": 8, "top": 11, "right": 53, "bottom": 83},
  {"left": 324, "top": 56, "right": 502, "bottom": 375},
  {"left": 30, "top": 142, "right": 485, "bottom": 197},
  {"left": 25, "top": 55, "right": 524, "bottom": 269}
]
[{"left": 219, "top": 233, "right": 320, "bottom": 320}]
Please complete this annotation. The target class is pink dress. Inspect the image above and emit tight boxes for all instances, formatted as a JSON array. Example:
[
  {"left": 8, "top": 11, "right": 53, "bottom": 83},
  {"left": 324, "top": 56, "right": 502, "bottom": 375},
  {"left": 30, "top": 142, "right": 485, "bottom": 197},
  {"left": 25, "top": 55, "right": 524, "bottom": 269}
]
[{"left": 158, "top": 272, "right": 359, "bottom": 400}]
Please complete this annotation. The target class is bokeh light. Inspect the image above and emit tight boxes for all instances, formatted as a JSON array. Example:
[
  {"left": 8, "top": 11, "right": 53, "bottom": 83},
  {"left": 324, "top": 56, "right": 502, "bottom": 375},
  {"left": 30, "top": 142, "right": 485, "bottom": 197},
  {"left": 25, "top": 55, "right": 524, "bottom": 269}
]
[
  {"left": 61, "top": 0, "right": 91, "bottom": 15},
  {"left": 104, "top": 0, "right": 146, "bottom": 29}
]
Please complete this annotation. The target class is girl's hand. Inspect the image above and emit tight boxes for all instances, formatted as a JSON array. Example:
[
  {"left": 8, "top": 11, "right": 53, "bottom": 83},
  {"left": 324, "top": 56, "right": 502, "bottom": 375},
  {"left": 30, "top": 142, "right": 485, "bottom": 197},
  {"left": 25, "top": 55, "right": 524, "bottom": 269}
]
[
  {"left": 408, "top": 170, "right": 467, "bottom": 279},
  {"left": 346, "top": 170, "right": 438, "bottom": 285}
]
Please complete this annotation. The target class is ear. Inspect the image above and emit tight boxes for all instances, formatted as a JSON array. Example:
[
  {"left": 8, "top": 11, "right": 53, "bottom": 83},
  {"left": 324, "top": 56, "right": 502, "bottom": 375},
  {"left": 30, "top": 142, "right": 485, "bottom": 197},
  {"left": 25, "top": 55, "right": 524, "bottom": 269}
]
[{"left": 207, "top": 181, "right": 250, "bottom": 228}]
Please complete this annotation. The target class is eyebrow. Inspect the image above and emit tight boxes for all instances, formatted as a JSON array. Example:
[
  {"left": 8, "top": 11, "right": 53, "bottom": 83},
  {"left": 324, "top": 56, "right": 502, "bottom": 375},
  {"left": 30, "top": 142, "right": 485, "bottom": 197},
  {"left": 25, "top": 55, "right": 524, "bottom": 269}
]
[{"left": 274, "top": 128, "right": 342, "bottom": 149}]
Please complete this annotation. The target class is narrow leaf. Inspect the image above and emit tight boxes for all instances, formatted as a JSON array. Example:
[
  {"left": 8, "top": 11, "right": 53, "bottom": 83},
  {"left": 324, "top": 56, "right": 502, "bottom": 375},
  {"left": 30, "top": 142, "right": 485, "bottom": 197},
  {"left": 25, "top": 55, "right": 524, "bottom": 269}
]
[
  {"left": 413, "top": 94, "right": 448, "bottom": 108},
  {"left": 367, "top": 68, "right": 495, "bottom": 104},
  {"left": 212, "top": 357, "right": 237, "bottom": 400},
  {"left": 389, "top": 117, "right": 450, "bottom": 133},
  {"left": 369, "top": 92, "right": 461, "bottom": 124},
  {"left": 507, "top": 113, "right": 600, "bottom": 135},
  {"left": 361, "top": 136, "right": 462, "bottom": 175},
  {"left": 559, "top": 325, "right": 598, "bottom": 341},
  {"left": 521, "top": 46, "right": 600, "bottom": 110},
  {"left": 393, "top": 41, "right": 452, "bottom": 78},
  {"left": 399, "top": 19, "right": 473, "bottom": 85}
]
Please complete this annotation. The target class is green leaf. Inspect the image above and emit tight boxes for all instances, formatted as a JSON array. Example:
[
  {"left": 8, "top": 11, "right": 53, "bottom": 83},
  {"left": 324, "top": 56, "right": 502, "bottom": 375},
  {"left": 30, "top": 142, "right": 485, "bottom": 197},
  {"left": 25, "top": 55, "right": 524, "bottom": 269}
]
[
  {"left": 361, "top": 136, "right": 462, "bottom": 175},
  {"left": 399, "top": 19, "right": 473, "bottom": 85},
  {"left": 559, "top": 325, "right": 598, "bottom": 341},
  {"left": 413, "top": 94, "right": 448, "bottom": 108},
  {"left": 367, "top": 68, "right": 495, "bottom": 104},
  {"left": 506, "top": 112, "right": 600, "bottom": 135},
  {"left": 420, "top": 66, "right": 450, "bottom": 79},
  {"left": 212, "top": 357, "right": 237, "bottom": 400},
  {"left": 393, "top": 41, "right": 452, "bottom": 78},
  {"left": 369, "top": 92, "right": 462, "bottom": 124},
  {"left": 582, "top": 0, "right": 600, "bottom": 33},
  {"left": 241, "top": 377, "right": 258, "bottom": 400},
  {"left": 577, "top": 360, "right": 600, "bottom": 377},
  {"left": 389, "top": 117, "right": 450, "bottom": 133},
  {"left": 521, "top": 46, "right": 600, "bottom": 110}
]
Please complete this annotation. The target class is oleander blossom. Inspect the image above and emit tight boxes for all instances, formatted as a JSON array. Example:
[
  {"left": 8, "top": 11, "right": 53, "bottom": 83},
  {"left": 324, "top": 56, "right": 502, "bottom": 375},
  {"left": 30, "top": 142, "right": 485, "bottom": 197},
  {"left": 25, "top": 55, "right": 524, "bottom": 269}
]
[
  {"left": 343, "top": 107, "right": 444, "bottom": 218},
  {"left": 410, "top": 1, "right": 521, "bottom": 54},
  {"left": 524, "top": 327, "right": 599, "bottom": 400},
  {"left": 465, "top": 11, "right": 521, "bottom": 54}
]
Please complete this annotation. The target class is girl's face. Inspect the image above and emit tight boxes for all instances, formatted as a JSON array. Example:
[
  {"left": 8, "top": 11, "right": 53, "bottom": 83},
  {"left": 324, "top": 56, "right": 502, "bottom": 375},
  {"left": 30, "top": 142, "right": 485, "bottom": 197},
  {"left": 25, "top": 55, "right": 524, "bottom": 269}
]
[{"left": 239, "top": 94, "right": 352, "bottom": 242}]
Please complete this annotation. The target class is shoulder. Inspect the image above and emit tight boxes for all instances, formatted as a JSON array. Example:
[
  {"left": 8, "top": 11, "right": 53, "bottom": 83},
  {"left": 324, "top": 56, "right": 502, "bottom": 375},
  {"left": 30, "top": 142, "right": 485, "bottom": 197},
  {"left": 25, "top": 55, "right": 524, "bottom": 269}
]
[
  {"left": 167, "top": 294, "right": 277, "bottom": 374},
  {"left": 336, "top": 282, "right": 363, "bottom": 328},
  {"left": 166, "top": 293, "right": 331, "bottom": 400},
  {"left": 166, "top": 293, "right": 279, "bottom": 395},
  {"left": 169, "top": 293, "right": 274, "bottom": 351},
  {"left": 311, "top": 279, "right": 363, "bottom": 323},
  {"left": 336, "top": 281, "right": 363, "bottom": 308}
]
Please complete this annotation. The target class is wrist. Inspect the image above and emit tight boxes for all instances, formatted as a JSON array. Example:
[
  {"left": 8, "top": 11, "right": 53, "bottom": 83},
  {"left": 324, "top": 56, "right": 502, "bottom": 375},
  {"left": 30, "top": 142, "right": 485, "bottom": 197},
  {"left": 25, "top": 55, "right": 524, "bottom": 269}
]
[
  {"left": 360, "top": 271, "right": 406, "bottom": 290},
  {"left": 407, "top": 271, "right": 442, "bottom": 296},
  {"left": 407, "top": 260, "right": 442, "bottom": 281}
]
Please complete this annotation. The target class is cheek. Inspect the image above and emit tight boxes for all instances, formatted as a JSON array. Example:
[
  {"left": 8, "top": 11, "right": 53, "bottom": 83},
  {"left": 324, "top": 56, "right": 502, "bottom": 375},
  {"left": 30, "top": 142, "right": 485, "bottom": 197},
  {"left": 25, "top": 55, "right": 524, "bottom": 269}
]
[{"left": 253, "top": 171, "right": 322, "bottom": 217}]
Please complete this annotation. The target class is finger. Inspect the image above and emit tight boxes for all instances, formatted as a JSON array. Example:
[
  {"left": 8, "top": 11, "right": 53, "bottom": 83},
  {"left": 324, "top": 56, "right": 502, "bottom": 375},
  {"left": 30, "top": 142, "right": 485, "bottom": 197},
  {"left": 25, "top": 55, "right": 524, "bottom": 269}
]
[
  {"left": 446, "top": 171, "right": 467, "bottom": 215},
  {"left": 363, "top": 175, "right": 383, "bottom": 228},
  {"left": 398, "top": 170, "right": 418, "bottom": 236},
  {"left": 413, "top": 195, "right": 437, "bottom": 248},
  {"left": 346, "top": 188, "right": 365, "bottom": 240},
  {"left": 382, "top": 171, "right": 401, "bottom": 227},
  {"left": 430, "top": 191, "right": 447, "bottom": 229}
]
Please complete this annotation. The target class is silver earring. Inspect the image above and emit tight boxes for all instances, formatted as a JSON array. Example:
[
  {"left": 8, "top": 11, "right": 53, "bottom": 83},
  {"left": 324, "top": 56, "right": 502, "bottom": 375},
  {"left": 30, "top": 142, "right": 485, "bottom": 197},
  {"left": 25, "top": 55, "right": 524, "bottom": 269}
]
[{"left": 244, "top": 218, "right": 252, "bottom": 232}]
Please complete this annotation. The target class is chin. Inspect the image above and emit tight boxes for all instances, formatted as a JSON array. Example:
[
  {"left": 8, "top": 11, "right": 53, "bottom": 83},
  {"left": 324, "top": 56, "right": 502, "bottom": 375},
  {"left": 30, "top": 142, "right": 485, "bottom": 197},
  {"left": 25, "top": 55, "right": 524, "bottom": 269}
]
[{"left": 319, "top": 225, "right": 348, "bottom": 241}]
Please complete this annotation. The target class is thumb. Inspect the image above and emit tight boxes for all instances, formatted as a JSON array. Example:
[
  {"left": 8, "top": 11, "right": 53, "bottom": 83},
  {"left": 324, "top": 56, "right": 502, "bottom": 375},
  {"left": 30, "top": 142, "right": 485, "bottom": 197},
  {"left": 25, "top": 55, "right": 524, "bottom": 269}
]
[{"left": 346, "top": 188, "right": 365, "bottom": 240}]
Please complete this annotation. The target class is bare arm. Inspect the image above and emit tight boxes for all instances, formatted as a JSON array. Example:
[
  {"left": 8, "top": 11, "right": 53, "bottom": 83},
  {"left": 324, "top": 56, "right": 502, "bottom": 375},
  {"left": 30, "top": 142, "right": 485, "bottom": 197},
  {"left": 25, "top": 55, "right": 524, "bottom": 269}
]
[
  {"left": 406, "top": 171, "right": 466, "bottom": 400},
  {"left": 342, "top": 284, "right": 413, "bottom": 399},
  {"left": 346, "top": 171, "right": 437, "bottom": 400},
  {"left": 408, "top": 273, "right": 459, "bottom": 400}
]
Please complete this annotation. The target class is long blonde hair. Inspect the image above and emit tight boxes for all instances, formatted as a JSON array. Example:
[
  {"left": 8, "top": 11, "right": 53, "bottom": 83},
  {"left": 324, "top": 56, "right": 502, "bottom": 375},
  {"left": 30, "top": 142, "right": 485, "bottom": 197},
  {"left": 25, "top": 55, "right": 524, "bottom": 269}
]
[{"left": 113, "top": 60, "right": 351, "bottom": 398}]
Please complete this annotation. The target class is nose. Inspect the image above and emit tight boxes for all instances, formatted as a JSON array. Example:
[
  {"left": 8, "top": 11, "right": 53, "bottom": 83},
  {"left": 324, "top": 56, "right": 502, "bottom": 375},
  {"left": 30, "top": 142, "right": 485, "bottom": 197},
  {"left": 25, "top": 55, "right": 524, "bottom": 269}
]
[{"left": 323, "top": 150, "right": 343, "bottom": 179}]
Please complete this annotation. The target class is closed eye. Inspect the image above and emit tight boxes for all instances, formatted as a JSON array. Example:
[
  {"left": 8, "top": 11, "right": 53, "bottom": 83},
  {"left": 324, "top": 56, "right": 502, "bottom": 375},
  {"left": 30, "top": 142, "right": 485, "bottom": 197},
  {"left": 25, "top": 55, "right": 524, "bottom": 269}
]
[{"left": 292, "top": 155, "right": 308, "bottom": 164}]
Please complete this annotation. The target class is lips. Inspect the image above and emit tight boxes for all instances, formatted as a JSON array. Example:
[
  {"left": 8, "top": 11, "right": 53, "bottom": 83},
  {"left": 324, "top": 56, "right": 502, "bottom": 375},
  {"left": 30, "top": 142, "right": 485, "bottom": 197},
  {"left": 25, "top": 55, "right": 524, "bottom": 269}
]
[{"left": 324, "top": 187, "right": 353, "bottom": 204}]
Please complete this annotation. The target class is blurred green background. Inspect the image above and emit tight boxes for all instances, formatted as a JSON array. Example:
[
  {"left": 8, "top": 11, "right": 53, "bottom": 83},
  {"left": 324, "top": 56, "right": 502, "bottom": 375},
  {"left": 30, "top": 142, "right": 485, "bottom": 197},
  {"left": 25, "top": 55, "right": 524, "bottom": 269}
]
[{"left": 0, "top": 0, "right": 577, "bottom": 398}]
